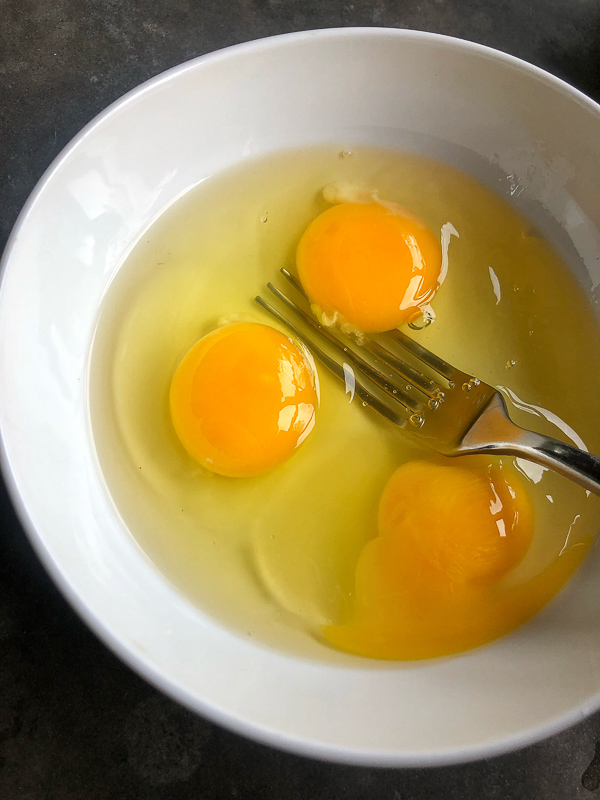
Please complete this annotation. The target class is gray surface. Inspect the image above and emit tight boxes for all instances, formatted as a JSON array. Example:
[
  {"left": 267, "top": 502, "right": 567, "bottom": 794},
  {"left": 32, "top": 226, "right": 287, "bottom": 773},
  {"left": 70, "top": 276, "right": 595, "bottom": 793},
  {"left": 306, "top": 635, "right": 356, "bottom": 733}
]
[{"left": 2, "top": 1, "right": 600, "bottom": 797}]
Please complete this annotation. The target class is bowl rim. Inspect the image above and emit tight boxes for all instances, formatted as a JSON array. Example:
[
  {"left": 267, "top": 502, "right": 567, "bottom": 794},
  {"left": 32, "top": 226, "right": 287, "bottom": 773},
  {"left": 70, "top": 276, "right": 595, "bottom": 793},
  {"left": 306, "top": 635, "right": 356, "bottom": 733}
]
[{"left": 2, "top": 26, "right": 600, "bottom": 767}]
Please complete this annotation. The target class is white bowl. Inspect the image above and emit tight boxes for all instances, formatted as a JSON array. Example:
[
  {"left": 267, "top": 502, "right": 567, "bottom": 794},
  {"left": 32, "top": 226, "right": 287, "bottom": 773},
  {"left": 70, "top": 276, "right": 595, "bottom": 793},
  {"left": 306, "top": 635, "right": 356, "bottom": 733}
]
[{"left": 1, "top": 28, "right": 600, "bottom": 767}]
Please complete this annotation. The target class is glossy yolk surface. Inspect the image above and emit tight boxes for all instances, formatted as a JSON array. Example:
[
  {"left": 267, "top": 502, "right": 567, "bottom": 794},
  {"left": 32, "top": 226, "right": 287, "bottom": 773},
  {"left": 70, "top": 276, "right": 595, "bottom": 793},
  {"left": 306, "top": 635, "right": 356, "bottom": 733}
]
[
  {"left": 296, "top": 202, "right": 442, "bottom": 333},
  {"left": 322, "top": 459, "right": 573, "bottom": 660},
  {"left": 170, "top": 322, "right": 318, "bottom": 477}
]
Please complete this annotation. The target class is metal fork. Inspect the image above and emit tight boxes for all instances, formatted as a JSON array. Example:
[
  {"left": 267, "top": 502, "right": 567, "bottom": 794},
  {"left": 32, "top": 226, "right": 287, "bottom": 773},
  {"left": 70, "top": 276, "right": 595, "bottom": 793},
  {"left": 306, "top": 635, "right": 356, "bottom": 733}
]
[{"left": 256, "top": 268, "right": 600, "bottom": 496}]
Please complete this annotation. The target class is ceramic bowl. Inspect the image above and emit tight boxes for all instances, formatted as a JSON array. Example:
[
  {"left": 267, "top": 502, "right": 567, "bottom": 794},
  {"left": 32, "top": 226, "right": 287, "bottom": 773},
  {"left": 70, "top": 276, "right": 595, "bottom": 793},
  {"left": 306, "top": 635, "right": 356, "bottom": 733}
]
[{"left": 1, "top": 28, "right": 600, "bottom": 766}]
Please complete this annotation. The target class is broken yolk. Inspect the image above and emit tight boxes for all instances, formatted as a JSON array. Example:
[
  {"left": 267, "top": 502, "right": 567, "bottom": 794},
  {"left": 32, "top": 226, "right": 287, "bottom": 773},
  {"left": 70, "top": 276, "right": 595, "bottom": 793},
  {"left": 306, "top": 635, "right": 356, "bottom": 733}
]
[
  {"left": 378, "top": 460, "right": 533, "bottom": 587},
  {"left": 296, "top": 202, "right": 442, "bottom": 333},
  {"left": 170, "top": 322, "right": 318, "bottom": 477},
  {"left": 324, "top": 459, "right": 548, "bottom": 660}
]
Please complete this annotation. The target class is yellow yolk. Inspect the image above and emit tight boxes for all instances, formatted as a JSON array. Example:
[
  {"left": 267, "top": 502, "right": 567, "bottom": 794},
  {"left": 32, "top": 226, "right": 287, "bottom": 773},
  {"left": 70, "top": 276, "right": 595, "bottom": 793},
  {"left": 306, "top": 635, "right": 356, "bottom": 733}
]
[
  {"left": 296, "top": 202, "right": 442, "bottom": 333},
  {"left": 324, "top": 459, "right": 542, "bottom": 660},
  {"left": 170, "top": 323, "right": 318, "bottom": 477},
  {"left": 378, "top": 461, "right": 533, "bottom": 587}
]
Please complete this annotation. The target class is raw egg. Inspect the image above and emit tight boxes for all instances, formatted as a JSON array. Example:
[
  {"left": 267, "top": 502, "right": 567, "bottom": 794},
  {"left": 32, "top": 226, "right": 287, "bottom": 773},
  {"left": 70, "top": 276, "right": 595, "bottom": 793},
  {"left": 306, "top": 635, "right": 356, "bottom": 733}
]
[
  {"left": 170, "top": 322, "right": 318, "bottom": 477},
  {"left": 93, "top": 145, "right": 599, "bottom": 661},
  {"left": 324, "top": 458, "right": 540, "bottom": 660},
  {"left": 296, "top": 201, "right": 442, "bottom": 332},
  {"left": 378, "top": 460, "right": 534, "bottom": 587}
]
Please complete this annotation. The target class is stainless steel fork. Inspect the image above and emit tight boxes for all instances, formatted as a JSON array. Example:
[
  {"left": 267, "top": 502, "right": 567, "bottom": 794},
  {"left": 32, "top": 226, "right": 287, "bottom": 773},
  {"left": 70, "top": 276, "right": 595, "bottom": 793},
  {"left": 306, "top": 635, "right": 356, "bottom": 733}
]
[{"left": 256, "top": 268, "right": 600, "bottom": 496}]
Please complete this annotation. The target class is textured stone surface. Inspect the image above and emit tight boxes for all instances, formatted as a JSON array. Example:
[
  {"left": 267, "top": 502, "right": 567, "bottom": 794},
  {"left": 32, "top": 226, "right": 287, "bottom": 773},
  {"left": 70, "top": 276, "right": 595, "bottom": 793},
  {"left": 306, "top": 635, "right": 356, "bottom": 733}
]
[{"left": 2, "top": 1, "right": 600, "bottom": 797}]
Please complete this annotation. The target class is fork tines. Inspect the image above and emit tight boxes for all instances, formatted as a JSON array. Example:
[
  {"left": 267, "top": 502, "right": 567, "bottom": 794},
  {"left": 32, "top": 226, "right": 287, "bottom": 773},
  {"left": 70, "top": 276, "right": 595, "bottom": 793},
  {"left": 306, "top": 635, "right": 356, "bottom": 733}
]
[{"left": 255, "top": 268, "right": 458, "bottom": 429}]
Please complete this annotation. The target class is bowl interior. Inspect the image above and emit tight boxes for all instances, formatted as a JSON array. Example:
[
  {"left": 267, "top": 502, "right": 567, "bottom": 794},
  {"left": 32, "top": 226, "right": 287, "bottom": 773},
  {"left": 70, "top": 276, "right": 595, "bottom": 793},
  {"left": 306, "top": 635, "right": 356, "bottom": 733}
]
[{"left": 1, "top": 28, "right": 600, "bottom": 766}]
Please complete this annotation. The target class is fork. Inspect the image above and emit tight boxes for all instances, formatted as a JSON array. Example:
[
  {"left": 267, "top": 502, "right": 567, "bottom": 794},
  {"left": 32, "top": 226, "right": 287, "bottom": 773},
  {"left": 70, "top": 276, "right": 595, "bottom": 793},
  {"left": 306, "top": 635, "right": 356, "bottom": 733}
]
[{"left": 256, "top": 269, "right": 600, "bottom": 496}]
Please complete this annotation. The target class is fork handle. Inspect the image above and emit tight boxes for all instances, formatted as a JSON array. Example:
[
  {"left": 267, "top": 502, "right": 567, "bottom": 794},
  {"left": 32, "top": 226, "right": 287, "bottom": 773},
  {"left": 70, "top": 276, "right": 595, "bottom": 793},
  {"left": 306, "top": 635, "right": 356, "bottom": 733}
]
[
  {"left": 460, "top": 395, "right": 600, "bottom": 496},
  {"left": 518, "top": 436, "right": 600, "bottom": 495}
]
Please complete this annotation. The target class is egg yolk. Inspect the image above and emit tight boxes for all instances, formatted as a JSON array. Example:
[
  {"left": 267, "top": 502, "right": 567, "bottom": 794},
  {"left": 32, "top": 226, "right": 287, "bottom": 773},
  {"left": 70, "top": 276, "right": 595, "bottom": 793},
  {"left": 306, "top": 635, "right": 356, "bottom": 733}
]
[
  {"left": 296, "top": 202, "right": 442, "bottom": 333},
  {"left": 170, "top": 323, "right": 318, "bottom": 477},
  {"left": 324, "top": 459, "right": 540, "bottom": 660}
]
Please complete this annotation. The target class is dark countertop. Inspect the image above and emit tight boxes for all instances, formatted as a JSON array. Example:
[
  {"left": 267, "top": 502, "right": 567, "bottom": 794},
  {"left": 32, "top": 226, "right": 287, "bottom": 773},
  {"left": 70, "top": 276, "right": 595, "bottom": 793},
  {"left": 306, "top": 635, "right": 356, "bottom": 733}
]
[{"left": 2, "top": 2, "right": 600, "bottom": 798}]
